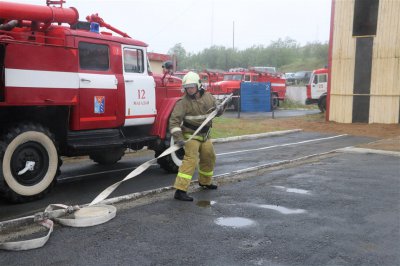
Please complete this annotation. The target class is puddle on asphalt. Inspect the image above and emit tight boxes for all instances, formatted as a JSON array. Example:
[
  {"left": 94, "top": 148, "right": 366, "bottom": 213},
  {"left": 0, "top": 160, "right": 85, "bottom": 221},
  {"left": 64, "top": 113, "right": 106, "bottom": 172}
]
[
  {"left": 196, "top": 200, "right": 216, "bottom": 208},
  {"left": 215, "top": 217, "right": 255, "bottom": 228},
  {"left": 286, "top": 188, "right": 310, "bottom": 194},
  {"left": 273, "top": 186, "right": 310, "bottom": 195},
  {"left": 252, "top": 204, "right": 306, "bottom": 214}
]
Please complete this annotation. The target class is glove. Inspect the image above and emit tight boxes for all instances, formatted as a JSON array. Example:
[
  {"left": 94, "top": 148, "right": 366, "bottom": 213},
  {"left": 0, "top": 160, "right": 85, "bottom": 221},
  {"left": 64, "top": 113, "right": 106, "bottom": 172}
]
[
  {"left": 176, "top": 140, "right": 185, "bottom": 148},
  {"left": 172, "top": 131, "right": 184, "bottom": 142}
]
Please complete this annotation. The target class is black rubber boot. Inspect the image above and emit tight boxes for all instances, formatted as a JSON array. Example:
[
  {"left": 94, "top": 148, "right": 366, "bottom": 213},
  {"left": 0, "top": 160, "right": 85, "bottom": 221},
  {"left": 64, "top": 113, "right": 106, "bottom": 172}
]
[
  {"left": 174, "top": 189, "right": 193, "bottom": 201},
  {"left": 199, "top": 183, "right": 218, "bottom": 190}
]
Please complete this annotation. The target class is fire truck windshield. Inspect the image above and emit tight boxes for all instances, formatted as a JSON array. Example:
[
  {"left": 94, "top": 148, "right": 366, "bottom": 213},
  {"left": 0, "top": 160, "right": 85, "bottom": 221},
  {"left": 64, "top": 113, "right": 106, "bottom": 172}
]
[
  {"left": 223, "top": 74, "right": 243, "bottom": 81},
  {"left": 251, "top": 66, "right": 276, "bottom": 74}
]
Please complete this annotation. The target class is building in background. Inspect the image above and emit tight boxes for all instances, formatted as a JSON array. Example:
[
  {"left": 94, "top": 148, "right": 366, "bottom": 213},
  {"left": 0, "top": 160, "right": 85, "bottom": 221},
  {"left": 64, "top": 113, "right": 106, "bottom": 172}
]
[
  {"left": 328, "top": 0, "right": 399, "bottom": 124},
  {"left": 148, "top": 52, "right": 172, "bottom": 74}
]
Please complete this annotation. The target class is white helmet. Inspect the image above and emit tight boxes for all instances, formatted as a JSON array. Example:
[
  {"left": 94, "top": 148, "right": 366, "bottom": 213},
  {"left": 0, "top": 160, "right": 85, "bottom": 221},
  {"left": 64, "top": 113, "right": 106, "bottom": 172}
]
[{"left": 182, "top": 71, "right": 201, "bottom": 89}]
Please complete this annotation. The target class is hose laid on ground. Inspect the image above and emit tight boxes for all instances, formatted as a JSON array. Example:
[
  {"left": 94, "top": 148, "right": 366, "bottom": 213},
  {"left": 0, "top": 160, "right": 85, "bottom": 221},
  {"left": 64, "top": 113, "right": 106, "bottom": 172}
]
[
  {"left": 0, "top": 95, "right": 232, "bottom": 251},
  {"left": 90, "top": 94, "right": 231, "bottom": 206}
]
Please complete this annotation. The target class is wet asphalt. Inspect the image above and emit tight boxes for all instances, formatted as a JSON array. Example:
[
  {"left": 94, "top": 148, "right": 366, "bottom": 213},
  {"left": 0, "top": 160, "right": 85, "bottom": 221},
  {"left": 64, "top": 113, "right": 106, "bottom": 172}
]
[
  {"left": 0, "top": 109, "right": 399, "bottom": 265},
  {"left": 1, "top": 150, "right": 399, "bottom": 265}
]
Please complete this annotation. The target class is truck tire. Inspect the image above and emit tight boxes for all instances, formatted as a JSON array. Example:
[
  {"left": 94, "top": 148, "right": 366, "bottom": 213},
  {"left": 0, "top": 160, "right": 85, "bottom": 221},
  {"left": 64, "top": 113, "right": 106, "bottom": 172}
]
[
  {"left": 0, "top": 123, "right": 60, "bottom": 203},
  {"left": 89, "top": 148, "right": 125, "bottom": 165},
  {"left": 155, "top": 132, "right": 184, "bottom": 173},
  {"left": 318, "top": 95, "right": 327, "bottom": 113}
]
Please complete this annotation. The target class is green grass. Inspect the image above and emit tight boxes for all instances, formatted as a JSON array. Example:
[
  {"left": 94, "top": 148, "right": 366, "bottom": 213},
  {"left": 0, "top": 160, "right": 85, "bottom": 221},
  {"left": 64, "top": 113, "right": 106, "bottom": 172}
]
[
  {"left": 301, "top": 112, "right": 325, "bottom": 122},
  {"left": 210, "top": 112, "right": 325, "bottom": 139},
  {"left": 211, "top": 116, "right": 286, "bottom": 139},
  {"left": 280, "top": 99, "right": 318, "bottom": 110}
]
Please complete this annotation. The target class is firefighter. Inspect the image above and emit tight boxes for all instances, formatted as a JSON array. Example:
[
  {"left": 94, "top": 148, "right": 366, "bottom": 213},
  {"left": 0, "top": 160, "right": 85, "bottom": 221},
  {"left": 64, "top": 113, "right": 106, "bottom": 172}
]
[
  {"left": 170, "top": 71, "right": 225, "bottom": 201},
  {"left": 162, "top": 60, "right": 173, "bottom": 75}
]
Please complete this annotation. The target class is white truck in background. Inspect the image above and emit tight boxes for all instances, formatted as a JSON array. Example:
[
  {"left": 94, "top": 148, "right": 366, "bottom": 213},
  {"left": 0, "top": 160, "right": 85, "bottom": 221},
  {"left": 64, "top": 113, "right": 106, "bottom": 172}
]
[{"left": 305, "top": 68, "right": 328, "bottom": 112}]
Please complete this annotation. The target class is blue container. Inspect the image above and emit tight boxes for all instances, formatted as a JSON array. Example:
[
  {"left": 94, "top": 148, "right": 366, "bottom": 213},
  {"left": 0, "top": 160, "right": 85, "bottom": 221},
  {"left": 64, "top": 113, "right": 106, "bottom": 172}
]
[{"left": 240, "top": 82, "right": 271, "bottom": 112}]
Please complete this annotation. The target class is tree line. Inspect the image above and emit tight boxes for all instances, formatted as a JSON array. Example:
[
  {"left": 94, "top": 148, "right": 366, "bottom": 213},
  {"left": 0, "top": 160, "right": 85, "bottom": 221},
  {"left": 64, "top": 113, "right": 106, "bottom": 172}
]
[{"left": 168, "top": 37, "right": 328, "bottom": 73}]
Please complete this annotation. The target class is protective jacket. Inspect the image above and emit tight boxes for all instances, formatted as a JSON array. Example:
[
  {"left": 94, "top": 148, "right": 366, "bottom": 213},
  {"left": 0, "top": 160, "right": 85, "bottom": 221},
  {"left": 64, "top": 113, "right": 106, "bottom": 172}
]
[
  {"left": 169, "top": 91, "right": 220, "bottom": 142},
  {"left": 170, "top": 90, "right": 223, "bottom": 192}
]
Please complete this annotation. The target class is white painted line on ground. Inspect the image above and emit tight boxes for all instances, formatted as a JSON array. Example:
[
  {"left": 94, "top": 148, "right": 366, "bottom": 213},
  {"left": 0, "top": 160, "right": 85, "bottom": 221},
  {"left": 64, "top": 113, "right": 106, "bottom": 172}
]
[
  {"left": 60, "top": 130, "right": 303, "bottom": 181},
  {"left": 216, "top": 134, "right": 348, "bottom": 156},
  {"left": 61, "top": 134, "right": 348, "bottom": 182},
  {"left": 58, "top": 165, "right": 158, "bottom": 182}
]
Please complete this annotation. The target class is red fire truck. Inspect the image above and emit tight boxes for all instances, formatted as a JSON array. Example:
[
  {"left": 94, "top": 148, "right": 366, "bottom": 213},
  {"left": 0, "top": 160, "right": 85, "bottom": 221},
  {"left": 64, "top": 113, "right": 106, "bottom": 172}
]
[
  {"left": 209, "top": 69, "right": 286, "bottom": 110},
  {"left": 173, "top": 69, "right": 223, "bottom": 91},
  {"left": 199, "top": 69, "right": 224, "bottom": 90},
  {"left": 172, "top": 71, "right": 188, "bottom": 79},
  {"left": 0, "top": 1, "right": 184, "bottom": 202}
]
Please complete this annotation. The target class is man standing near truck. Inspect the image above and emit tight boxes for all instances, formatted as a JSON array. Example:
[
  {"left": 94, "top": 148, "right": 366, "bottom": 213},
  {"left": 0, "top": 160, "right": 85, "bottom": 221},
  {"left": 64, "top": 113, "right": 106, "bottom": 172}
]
[{"left": 169, "top": 71, "right": 225, "bottom": 201}]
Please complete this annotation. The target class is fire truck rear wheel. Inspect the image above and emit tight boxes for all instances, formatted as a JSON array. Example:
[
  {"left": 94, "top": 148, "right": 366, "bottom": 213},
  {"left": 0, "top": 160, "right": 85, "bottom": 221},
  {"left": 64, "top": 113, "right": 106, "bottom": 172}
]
[
  {"left": 155, "top": 133, "right": 184, "bottom": 173},
  {"left": 0, "top": 123, "right": 60, "bottom": 203},
  {"left": 89, "top": 148, "right": 126, "bottom": 165}
]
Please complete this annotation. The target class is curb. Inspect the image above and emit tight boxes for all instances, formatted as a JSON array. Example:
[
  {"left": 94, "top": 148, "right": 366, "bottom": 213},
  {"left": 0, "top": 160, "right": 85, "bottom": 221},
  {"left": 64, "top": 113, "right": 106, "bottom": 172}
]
[{"left": 336, "top": 147, "right": 400, "bottom": 157}]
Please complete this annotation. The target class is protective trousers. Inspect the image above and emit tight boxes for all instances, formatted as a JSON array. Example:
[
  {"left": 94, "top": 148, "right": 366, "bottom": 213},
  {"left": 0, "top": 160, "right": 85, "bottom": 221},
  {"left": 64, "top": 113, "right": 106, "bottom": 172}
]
[{"left": 173, "top": 139, "right": 216, "bottom": 192}]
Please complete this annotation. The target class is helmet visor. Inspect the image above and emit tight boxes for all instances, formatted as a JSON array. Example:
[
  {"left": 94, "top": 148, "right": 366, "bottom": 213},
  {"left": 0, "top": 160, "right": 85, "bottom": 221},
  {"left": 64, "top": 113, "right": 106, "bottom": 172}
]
[{"left": 183, "top": 83, "right": 198, "bottom": 89}]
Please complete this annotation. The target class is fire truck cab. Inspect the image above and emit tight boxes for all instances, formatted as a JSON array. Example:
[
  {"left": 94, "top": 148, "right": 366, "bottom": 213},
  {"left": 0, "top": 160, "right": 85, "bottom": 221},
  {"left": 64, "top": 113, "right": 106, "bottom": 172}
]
[
  {"left": 198, "top": 69, "right": 224, "bottom": 90},
  {"left": 306, "top": 68, "right": 328, "bottom": 112},
  {"left": 0, "top": 1, "right": 183, "bottom": 202}
]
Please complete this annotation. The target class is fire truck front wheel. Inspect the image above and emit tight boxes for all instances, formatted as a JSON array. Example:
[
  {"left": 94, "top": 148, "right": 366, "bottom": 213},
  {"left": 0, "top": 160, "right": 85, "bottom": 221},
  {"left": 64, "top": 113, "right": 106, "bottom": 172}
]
[{"left": 0, "top": 123, "right": 60, "bottom": 203}]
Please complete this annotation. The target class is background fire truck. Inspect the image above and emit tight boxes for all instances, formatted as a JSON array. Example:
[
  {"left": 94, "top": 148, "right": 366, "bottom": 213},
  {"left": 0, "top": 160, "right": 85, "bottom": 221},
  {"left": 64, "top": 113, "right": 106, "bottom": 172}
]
[
  {"left": 172, "top": 69, "right": 224, "bottom": 91},
  {"left": 0, "top": 0, "right": 185, "bottom": 202},
  {"left": 305, "top": 68, "right": 328, "bottom": 112},
  {"left": 209, "top": 69, "right": 286, "bottom": 110},
  {"left": 199, "top": 69, "right": 224, "bottom": 90}
]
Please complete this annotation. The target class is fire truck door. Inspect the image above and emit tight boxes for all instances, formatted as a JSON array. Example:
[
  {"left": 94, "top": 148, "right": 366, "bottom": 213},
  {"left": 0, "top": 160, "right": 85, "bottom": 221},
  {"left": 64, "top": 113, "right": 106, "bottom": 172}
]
[
  {"left": 78, "top": 41, "right": 118, "bottom": 129},
  {"left": 122, "top": 46, "right": 156, "bottom": 126},
  {"left": 311, "top": 73, "right": 327, "bottom": 99}
]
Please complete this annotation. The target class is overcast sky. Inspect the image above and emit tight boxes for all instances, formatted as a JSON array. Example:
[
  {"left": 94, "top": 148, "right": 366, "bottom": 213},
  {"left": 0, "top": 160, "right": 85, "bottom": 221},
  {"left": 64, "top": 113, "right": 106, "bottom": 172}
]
[{"left": 6, "top": 0, "right": 332, "bottom": 54}]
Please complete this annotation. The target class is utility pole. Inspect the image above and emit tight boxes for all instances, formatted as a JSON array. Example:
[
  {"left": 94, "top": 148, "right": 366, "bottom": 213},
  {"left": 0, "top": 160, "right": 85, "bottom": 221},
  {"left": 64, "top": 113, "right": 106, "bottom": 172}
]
[
  {"left": 211, "top": 0, "right": 214, "bottom": 47},
  {"left": 232, "top": 21, "right": 235, "bottom": 50}
]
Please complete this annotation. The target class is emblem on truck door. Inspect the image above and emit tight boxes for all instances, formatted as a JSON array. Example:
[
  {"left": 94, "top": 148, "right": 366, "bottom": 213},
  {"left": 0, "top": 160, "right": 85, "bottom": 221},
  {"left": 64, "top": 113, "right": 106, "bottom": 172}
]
[{"left": 94, "top": 96, "right": 105, "bottom": 114}]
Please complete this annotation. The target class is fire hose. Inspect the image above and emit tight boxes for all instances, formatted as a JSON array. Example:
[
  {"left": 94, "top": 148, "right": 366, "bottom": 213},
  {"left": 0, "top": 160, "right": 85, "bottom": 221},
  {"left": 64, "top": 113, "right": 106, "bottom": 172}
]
[{"left": 0, "top": 94, "right": 232, "bottom": 251}]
